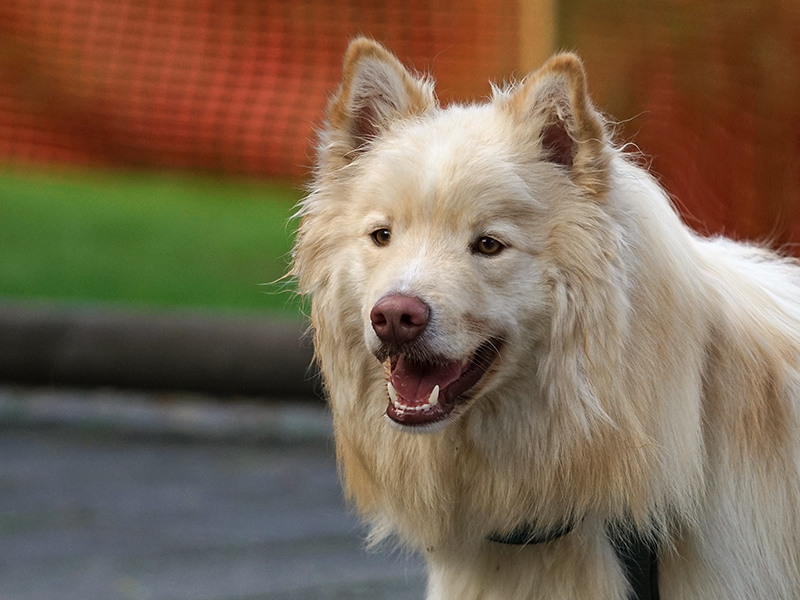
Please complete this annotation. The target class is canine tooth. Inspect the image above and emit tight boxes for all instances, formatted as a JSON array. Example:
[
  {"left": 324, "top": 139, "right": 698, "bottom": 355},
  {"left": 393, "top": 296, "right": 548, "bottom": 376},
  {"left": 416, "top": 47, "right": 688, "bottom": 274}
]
[
  {"left": 387, "top": 381, "right": 399, "bottom": 405},
  {"left": 428, "top": 385, "right": 440, "bottom": 406}
]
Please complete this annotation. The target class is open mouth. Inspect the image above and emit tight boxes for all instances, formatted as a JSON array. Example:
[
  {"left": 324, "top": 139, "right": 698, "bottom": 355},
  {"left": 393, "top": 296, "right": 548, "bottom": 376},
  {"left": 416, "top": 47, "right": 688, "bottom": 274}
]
[{"left": 384, "top": 338, "right": 502, "bottom": 428}]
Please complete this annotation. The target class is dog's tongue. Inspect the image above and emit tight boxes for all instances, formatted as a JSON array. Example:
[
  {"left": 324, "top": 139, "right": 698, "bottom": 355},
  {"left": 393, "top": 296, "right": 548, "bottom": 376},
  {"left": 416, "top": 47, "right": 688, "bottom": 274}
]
[{"left": 390, "top": 356, "right": 463, "bottom": 403}]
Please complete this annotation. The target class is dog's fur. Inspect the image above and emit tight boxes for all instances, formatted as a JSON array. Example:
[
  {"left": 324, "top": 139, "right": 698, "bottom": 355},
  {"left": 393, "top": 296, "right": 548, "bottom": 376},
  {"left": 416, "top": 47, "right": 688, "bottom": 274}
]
[{"left": 292, "top": 38, "right": 800, "bottom": 599}]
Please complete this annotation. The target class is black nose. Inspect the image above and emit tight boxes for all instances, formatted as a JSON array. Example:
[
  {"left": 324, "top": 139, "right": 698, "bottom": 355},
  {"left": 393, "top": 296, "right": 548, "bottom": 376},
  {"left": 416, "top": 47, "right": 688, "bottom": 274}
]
[{"left": 370, "top": 294, "right": 430, "bottom": 347}]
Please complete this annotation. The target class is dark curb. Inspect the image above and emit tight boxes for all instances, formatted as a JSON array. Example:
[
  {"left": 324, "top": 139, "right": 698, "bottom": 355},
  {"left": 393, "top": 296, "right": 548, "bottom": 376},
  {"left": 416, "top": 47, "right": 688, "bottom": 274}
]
[{"left": 0, "top": 301, "right": 320, "bottom": 400}]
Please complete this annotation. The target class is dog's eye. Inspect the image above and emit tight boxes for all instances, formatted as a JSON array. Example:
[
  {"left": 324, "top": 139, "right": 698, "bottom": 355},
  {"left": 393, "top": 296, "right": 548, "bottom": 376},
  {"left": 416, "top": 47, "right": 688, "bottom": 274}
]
[
  {"left": 370, "top": 228, "right": 392, "bottom": 247},
  {"left": 473, "top": 236, "right": 505, "bottom": 256}
]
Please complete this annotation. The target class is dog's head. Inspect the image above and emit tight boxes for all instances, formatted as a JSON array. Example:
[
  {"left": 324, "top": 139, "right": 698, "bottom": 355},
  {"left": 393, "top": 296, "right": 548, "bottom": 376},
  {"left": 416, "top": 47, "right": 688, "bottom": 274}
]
[{"left": 295, "top": 38, "right": 623, "bottom": 433}]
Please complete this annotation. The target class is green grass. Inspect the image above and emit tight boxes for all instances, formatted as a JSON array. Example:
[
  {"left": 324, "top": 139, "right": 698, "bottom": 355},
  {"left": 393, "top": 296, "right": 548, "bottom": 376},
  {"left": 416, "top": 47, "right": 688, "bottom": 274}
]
[{"left": 0, "top": 166, "right": 304, "bottom": 317}]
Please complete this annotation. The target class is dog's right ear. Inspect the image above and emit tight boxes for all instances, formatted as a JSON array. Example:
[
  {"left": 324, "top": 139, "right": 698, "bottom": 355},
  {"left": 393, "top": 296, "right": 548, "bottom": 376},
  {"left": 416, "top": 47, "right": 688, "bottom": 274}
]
[{"left": 321, "top": 38, "right": 436, "bottom": 168}]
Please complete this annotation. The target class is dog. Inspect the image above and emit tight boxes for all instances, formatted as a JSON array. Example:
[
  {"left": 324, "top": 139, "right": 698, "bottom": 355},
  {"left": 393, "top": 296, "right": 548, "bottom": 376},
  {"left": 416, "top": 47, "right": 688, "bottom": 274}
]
[{"left": 291, "top": 38, "right": 800, "bottom": 599}]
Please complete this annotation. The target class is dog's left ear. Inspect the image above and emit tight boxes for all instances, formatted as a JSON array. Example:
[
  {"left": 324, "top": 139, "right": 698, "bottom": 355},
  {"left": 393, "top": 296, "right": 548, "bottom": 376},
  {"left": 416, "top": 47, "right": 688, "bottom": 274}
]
[
  {"left": 320, "top": 38, "right": 436, "bottom": 170},
  {"left": 506, "top": 53, "right": 610, "bottom": 197}
]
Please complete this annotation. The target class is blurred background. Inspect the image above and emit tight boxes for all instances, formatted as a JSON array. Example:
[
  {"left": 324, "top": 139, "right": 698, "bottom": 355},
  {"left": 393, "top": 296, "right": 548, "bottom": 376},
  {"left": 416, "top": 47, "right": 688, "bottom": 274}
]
[
  {"left": 0, "top": 1, "right": 799, "bottom": 599},
  {"left": 2, "top": 0, "right": 800, "bottom": 331}
]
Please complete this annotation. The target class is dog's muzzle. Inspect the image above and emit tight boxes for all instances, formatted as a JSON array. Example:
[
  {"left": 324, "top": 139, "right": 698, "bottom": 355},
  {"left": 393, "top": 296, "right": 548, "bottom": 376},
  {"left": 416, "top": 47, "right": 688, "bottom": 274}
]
[{"left": 370, "top": 293, "right": 502, "bottom": 428}]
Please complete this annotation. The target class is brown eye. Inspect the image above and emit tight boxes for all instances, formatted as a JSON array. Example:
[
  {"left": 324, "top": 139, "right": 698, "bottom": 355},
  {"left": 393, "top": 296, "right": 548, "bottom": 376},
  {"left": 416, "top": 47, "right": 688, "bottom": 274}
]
[
  {"left": 473, "top": 236, "right": 505, "bottom": 256},
  {"left": 371, "top": 228, "right": 391, "bottom": 247}
]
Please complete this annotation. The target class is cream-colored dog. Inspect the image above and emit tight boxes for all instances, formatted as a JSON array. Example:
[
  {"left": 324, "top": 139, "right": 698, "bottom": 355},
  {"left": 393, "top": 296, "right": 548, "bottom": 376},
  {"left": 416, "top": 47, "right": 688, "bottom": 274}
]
[{"left": 292, "top": 38, "right": 800, "bottom": 599}]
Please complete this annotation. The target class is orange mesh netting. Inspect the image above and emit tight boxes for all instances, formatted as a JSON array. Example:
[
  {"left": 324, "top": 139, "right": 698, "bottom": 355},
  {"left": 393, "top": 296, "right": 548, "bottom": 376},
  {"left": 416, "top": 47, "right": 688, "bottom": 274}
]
[
  {"left": 0, "top": 0, "right": 519, "bottom": 179},
  {"left": 564, "top": 0, "right": 800, "bottom": 248},
  {"left": 1, "top": 1, "right": 799, "bottom": 247}
]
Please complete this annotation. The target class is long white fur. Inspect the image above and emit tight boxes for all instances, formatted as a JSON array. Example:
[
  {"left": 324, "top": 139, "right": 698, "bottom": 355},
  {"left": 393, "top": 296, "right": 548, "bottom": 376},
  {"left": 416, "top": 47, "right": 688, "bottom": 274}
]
[{"left": 292, "top": 38, "right": 800, "bottom": 599}]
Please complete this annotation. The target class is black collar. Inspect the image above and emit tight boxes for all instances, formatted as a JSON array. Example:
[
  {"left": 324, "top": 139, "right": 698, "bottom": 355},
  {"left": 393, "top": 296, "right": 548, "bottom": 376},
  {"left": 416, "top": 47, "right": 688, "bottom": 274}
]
[
  {"left": 487, "top": 520, "right": 577, "bottom": 545},
  {"left": 488, "top": 522, "right": 660, "bottom": 600}
]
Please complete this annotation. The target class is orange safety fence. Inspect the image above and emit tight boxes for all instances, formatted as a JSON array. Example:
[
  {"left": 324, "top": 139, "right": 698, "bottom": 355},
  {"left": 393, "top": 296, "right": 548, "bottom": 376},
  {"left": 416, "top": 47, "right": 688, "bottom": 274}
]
[
  {"left": 1, "top": 0, "right": 799, "bottom": 249},
  {"left": 565, "top": 0, "right": 800, "bottom": 249},
  {"left": 0, "top": 0, "right": 519, "bottom": 179}
]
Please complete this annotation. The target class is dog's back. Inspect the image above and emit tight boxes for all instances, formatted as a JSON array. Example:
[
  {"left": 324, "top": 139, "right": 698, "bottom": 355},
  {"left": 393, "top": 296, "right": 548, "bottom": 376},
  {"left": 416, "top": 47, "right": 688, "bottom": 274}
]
[{"left": 660, "top": 235, "right": 800, "bottom": 597}]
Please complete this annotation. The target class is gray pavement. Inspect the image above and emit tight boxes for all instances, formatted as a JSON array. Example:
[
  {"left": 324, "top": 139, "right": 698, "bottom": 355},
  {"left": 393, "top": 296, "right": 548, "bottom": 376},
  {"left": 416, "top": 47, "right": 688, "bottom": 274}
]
[{"left": 0, "top": 388, "right": 426, "bottom": 600}]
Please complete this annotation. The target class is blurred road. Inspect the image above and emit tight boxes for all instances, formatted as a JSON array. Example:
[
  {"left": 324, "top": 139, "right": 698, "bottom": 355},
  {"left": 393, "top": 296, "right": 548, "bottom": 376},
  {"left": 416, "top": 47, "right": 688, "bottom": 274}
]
[{"left": 0, "top": 388, "right": 426, "bottom": 600}]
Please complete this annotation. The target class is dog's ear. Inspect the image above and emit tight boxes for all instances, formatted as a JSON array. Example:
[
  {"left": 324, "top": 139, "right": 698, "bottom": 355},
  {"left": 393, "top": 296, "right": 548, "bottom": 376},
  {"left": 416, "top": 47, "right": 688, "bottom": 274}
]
[
  {"left": 507, "top": 53, "right": 610, "bottom": 197},
  {"left": 321, "top": 38, "right": 436, "bottom": 168}
]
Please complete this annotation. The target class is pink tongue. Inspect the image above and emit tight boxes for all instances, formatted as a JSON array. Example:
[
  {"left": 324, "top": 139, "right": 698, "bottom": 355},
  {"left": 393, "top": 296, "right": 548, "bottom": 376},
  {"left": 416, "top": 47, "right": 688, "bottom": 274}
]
[{"left": 390, "top": 356, "right": 464, "bottom": 403}]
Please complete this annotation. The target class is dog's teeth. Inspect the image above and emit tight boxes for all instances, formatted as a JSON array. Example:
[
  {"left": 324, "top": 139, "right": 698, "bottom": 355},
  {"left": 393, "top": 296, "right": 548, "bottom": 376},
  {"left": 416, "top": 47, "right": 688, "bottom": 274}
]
[
  {"left": 388, "top": 381, "right": 438, "bottom": 411},
  {"left": 387, "top": 381, "right": 399, "bottom": 405},
  {"left": 462, "top": 358, "right": 470, "bottom": 369},
  {"left": 428, "top": 385, "right": 439, "bottom": 406}
]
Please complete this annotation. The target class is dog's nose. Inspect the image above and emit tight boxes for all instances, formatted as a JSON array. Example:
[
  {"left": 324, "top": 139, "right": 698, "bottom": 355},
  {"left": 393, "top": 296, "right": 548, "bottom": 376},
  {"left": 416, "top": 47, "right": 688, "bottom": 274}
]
[{"left": 370, "top": 294, "right": 430, "bottom": 346}]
